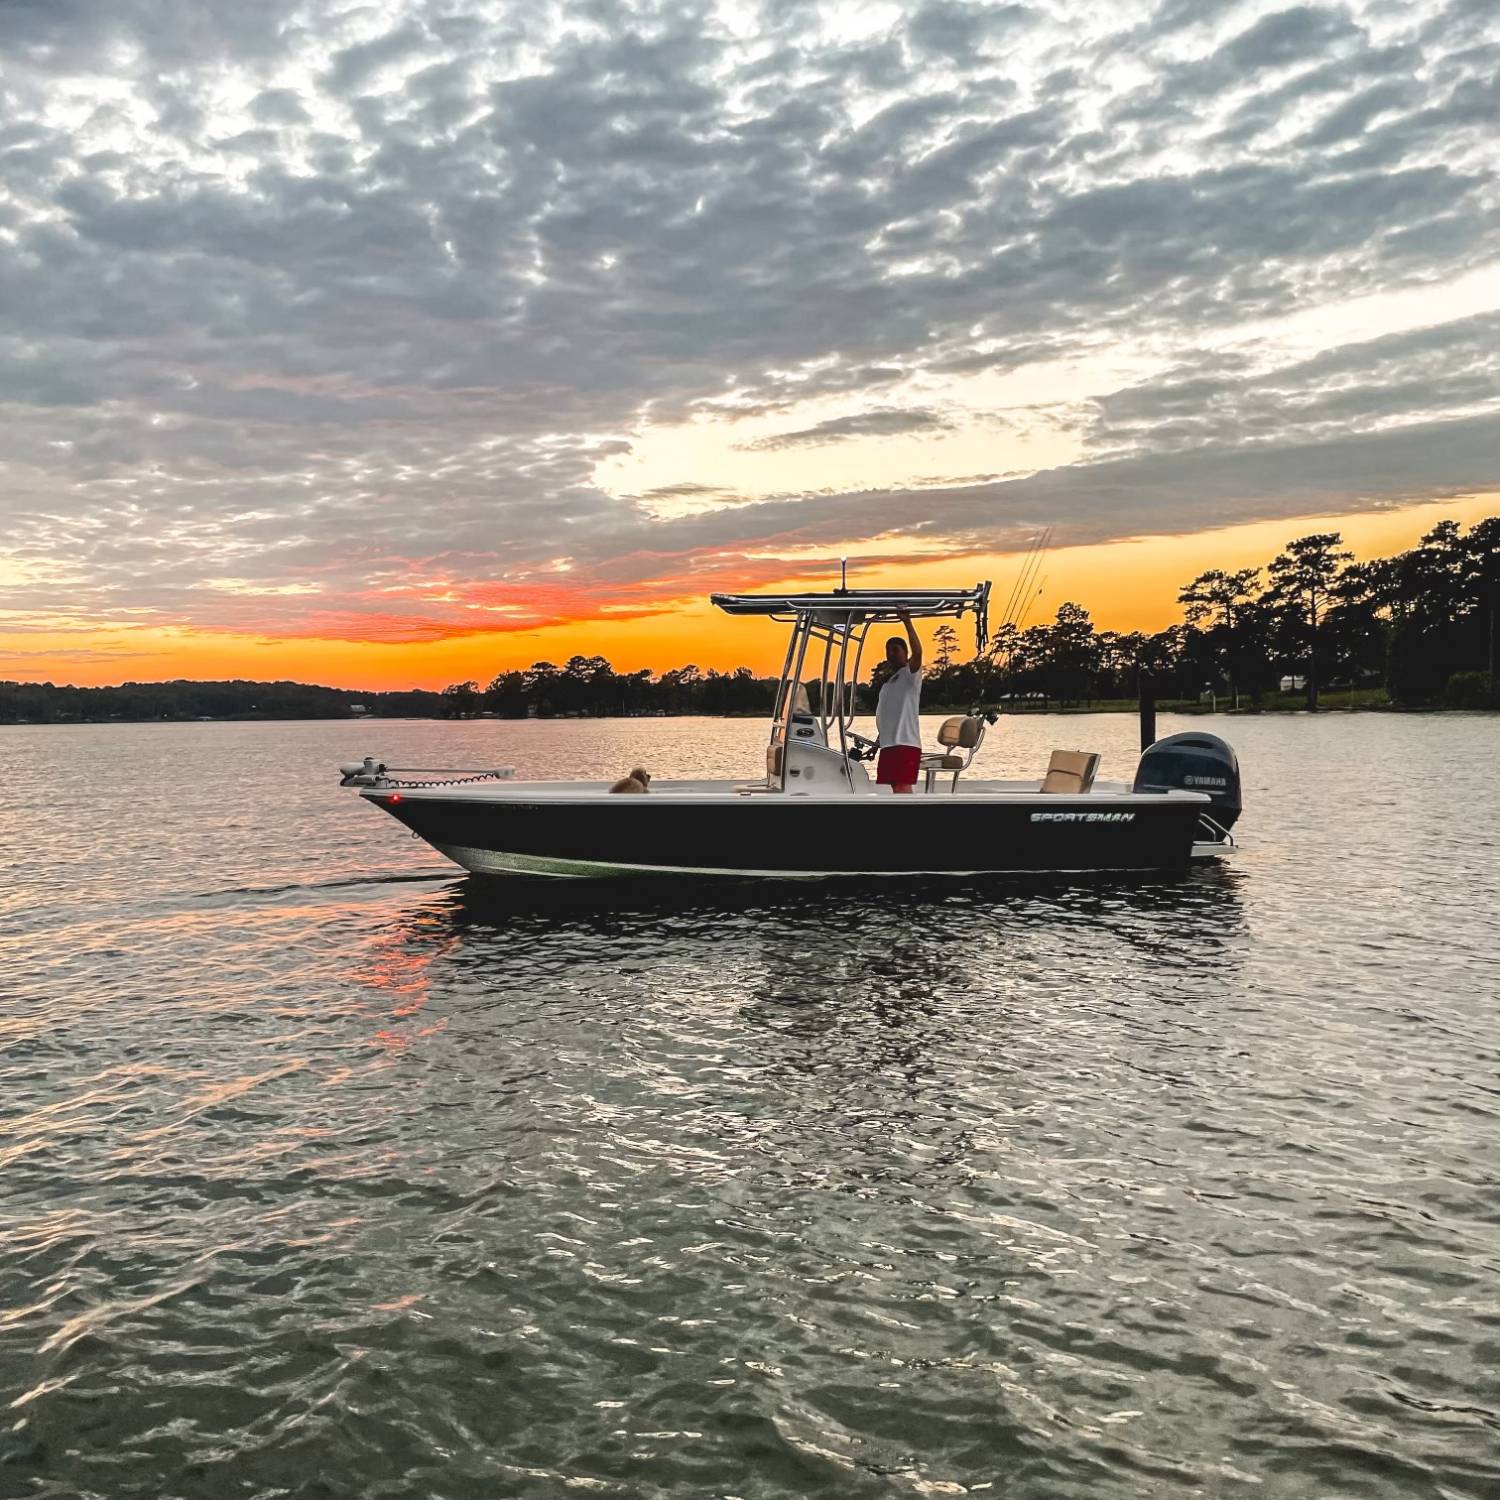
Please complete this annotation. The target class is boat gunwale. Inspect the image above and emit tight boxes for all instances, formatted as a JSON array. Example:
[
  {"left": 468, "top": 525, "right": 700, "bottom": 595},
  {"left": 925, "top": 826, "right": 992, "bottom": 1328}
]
[{"left": 360, "top": 781, "right": 1213, "bottom": 807}]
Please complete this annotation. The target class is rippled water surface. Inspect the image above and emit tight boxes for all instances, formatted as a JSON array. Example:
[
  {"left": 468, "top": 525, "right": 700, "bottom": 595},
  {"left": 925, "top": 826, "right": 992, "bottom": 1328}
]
[{"left": 4, "top": 714, "right": 1500, "bottom": 1499}]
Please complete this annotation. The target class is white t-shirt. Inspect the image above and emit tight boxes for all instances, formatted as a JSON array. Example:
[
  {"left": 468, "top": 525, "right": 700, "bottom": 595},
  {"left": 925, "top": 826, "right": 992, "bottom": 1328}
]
[{"left": 876, "top": 666, "right": 923, "bottom": 749}]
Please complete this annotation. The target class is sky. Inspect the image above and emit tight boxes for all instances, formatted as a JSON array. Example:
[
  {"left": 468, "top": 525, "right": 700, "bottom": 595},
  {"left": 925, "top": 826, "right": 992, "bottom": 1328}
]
[{"left": 1, "top": 0, "right": 1497, "bottom": 687}]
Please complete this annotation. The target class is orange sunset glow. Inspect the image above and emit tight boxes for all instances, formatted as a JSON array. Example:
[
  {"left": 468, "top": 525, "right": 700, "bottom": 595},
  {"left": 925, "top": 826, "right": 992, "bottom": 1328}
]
[{"left": 10, "top": 492, "right": 1495, "bottom": 690}]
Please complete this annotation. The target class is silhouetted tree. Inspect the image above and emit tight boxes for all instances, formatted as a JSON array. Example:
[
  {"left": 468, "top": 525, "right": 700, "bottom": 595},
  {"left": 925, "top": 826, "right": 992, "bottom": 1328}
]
[
  {"left": 1466, "top": 518, "right": 1500, "bottom": 695},
  {"left": 441, "top": 680, "right": 481, "bottom": 717},
  {"left": 1178, "top": 567, "right": 1261, "bottom": 705},
  {"left": 932, "top": 624, "right": 959, "bottom": 670},
  {"left": 484, "top": 670, "right": 528, "bottom": 718},
  {"left": 1266, "top": 533, "right": 1353, "bottom": 709}
]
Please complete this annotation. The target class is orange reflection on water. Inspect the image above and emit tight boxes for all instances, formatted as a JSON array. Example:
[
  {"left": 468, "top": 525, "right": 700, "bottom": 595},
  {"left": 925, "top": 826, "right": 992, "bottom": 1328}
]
[
  {"left": 354, "top": 910, "right": 456, "bottom": 1052},
  {"left": 371, "top": 1292, "right": 427, "bottom": 1312}
]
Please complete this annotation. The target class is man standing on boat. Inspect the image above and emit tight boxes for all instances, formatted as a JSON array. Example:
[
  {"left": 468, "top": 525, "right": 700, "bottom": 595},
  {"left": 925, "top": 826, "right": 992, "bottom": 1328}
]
[{"left": 875, "top": 609, "right": 924, "bottom": 793}]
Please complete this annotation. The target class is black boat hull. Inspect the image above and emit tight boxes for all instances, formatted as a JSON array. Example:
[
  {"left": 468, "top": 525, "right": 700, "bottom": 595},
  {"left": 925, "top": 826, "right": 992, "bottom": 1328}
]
[{"left": 367, "top": 791, "right": 1214, "bottom": 877}]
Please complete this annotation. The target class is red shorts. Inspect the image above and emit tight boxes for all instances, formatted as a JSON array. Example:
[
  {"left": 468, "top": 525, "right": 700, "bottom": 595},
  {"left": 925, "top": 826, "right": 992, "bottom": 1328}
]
[{"left": 875, "top": 745, "right": 922, "bottom": 786}]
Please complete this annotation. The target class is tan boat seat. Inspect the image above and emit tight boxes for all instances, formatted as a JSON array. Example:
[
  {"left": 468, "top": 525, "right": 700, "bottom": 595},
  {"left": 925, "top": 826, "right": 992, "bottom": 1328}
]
[
  {"left": 938, "top": 715, "right": 984, "bottom": 749},
  {"left": 919, "top": 715, "right": 988, "bottom": 792},
  {"left": 1040, "top": 749, "right": 1100, "bottom": 794}
]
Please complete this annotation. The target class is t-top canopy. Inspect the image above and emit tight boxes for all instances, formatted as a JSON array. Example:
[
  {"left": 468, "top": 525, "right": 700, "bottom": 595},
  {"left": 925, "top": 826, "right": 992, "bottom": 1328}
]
[{"left": 711, "top": 582, "right": 990, "bottom": 648}]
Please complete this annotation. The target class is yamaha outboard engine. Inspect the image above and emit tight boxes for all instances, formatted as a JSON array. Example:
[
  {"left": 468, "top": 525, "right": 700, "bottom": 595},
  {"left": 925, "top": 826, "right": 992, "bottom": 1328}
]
[{"left": 1133, "top": 732, "right": 1242, "bottom": 832}]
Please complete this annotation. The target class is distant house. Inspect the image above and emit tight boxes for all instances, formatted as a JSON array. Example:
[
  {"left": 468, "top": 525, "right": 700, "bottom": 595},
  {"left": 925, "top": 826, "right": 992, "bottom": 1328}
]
[
  {"left": 350, "top": 703, "right": 369, "bottom": 716},
  {"left": 1279, "top": 675, "right": 1307, "bottom": 692}
]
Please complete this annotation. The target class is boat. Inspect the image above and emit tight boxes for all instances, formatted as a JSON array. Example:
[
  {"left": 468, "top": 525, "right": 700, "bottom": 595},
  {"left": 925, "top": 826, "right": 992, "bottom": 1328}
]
[{"left": 338, "top": 582, "right": 1242, "bottom": 878}]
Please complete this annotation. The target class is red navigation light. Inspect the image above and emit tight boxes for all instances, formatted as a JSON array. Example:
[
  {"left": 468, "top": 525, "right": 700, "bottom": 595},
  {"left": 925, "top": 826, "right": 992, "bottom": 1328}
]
[{"left": 388, "top": 793, "right": 402, "bottom": 804}]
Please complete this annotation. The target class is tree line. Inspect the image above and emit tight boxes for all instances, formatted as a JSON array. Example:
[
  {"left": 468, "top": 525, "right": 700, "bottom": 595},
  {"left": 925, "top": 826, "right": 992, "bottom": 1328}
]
[
  {"left": 0, "top": 678, "right": 446, "bottom": 725},
  {"left": 437, "top": 660, "right": 779, "bottom": 718},
  {"left": 932, "top": 516, "right": 1499, "bottom": 712},
  {"left": 4, "top": 515, "right": 1495, "bottom": 724}
]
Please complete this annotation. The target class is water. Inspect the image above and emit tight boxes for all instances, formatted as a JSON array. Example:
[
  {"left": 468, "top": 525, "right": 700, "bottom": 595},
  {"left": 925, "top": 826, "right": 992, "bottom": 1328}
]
[{"left": 3, "top": 714, "right": 1499, "bottom": 1499}]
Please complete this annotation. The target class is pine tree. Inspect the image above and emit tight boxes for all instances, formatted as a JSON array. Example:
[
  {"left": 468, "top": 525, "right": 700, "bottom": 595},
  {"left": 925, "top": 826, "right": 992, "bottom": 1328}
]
[
  {"left": 933, "top": 624, "right": 959, "bottom": 670},
  {"left": 1177, "top": 568, "right": 1261, "bottom": 706},
  {"left": 1266, "top": 534, "right": 1352, "bottom": 710}
]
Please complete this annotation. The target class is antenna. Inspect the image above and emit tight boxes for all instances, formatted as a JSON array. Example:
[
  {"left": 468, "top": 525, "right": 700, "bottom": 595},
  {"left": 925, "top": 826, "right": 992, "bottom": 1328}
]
[{"left": 838, "top": 556, "right": 848, "bottom": 593}]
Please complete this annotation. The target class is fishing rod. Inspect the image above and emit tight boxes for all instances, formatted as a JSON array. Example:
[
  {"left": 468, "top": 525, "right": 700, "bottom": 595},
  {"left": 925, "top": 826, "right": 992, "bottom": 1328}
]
[
  {"left": 1015, "top": 574, "right": 1047, "bottom": 632},
  {"left": 985, "top": 529, "right": 1051, "bottom": 711},
  {"left": 998, "top": 527, "right": 1050, "bottom": 632}
]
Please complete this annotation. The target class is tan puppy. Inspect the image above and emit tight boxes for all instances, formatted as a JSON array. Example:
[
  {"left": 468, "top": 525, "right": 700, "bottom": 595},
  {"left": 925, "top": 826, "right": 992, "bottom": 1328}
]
[{"left": 609, "top": 766, "right": 651, "bottom": 794}]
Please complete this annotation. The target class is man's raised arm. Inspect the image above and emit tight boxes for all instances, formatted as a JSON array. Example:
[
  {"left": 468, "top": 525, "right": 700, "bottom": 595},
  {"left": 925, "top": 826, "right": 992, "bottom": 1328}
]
[{"left": 898, "top": 609, "right": 923, "bottom": 672}]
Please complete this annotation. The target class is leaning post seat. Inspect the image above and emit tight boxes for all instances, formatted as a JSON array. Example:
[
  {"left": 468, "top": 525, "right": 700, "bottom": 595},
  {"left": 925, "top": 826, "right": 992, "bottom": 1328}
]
[
  {"left": 919, "top": 715, "right": 986, "bottom": 793},
  {"left": 1040, "top": 749, "right": 1101, "bottom": 794}
]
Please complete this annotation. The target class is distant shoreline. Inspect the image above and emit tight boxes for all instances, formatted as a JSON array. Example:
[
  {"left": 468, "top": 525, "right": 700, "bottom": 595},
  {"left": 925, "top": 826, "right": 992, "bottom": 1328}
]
[{"left": 4, "top": 700, "right": 1491, "bottom": 727}]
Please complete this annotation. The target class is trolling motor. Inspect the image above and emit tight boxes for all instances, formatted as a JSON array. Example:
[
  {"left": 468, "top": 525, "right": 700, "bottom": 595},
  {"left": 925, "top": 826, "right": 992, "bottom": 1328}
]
[
  {"left": 338, "top": 757, "right": 515, "bottom": 788},
  {"left": 339, "top": 756, "right": 388, "bottom": 786}
]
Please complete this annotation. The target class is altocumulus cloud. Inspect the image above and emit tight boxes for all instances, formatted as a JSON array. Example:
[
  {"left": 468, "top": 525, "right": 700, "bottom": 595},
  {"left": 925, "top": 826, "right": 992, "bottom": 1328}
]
[{"left": 0, "top": 0, "right": 1497, "bottom": 643}]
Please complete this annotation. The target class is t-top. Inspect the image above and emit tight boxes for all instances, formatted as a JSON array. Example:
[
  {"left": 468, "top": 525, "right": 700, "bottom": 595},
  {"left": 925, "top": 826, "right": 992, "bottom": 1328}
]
[{"left": 876, "top": 666, "right": 924, "bottom": 749}]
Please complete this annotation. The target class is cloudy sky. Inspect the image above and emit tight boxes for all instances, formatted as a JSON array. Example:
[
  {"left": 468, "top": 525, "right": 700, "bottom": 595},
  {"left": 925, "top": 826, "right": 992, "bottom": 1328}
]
[{"left": 1, "top": 0, "right": 1497, "bottom": 683}]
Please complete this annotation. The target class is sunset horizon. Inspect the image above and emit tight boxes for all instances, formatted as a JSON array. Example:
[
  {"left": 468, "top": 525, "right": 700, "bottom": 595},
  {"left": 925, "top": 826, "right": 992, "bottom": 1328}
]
[{"left": 10, "top": 491, "right": 1497, "bottom": 690}]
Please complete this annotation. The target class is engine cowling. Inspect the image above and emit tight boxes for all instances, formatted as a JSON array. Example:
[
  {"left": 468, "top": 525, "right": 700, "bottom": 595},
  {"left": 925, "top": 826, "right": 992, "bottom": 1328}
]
[{"left": 1133, "top": 732, "right": 1242, "bottom": 832}]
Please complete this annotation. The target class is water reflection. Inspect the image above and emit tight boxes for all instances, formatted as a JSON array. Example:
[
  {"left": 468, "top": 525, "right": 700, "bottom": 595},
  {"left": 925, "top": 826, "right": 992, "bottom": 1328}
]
[
  {"left": 365, "top": 868, "right": 1252, "bottom": 1190},
  {"left": 429, "top": 862, "right": 1247, "bottom": 943},
  {"left": 11, "top": 713, "right": 1500, "bottom": 1499},
  {"left": 370, "top": 868, "right": 1250, "bottom": 1055}
]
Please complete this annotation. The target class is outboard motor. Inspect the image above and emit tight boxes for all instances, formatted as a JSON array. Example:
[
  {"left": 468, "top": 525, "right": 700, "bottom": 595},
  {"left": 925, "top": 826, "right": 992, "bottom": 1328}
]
[{"left": 1133, "top": 732, "right": 1242, "bottom": 832}]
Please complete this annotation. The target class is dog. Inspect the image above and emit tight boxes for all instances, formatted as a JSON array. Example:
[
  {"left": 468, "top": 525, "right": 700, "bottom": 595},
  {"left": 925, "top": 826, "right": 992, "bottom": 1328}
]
[{"left": 608, "top": 766, "right": 651, "bottom": 793}]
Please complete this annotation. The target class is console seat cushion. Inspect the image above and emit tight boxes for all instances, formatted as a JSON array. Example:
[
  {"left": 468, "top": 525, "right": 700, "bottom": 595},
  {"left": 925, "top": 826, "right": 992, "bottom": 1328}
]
[
  {"left": 1040, "top": 749, "right": 1101, "bottom": 793},
  {"left": 918, "top": 752, "right": 967, "bottom": 770}
]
